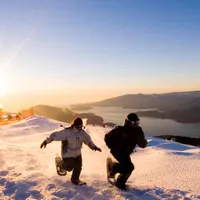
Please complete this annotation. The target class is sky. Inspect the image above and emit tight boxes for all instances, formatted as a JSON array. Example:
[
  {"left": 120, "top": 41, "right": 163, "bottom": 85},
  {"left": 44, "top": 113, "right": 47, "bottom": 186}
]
[
  {"left": 0, "top": 0, "right": 200, "bottom": 111},
  {"left": 0, "top": 115, "right": 200, "bottom": 199}
]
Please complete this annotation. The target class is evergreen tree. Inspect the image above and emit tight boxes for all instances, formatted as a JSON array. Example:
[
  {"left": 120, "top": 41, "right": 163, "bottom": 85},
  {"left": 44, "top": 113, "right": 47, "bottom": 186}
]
[{"left": 7, "top": 114, "right": 12, "bottom": 120}]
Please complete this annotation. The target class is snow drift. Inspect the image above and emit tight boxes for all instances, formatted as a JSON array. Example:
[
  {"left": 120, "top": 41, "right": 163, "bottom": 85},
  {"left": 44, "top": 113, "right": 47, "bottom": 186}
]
[{"left": 0, "top": 116, "right": 200, "bottom": 200}]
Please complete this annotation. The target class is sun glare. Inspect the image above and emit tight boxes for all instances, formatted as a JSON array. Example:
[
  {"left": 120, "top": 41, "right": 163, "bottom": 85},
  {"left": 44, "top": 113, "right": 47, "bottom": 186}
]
[
  {"left": 0, "top": 86, "right": 6, "bottom": 97},
  {"left": 0, "top": 75, "right": 7, "bottom": 97}
]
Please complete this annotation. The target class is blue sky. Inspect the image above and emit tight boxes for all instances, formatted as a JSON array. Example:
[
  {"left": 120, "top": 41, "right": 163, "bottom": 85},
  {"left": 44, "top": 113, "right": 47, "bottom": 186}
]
[{"left": 0, "top": 0, "right": 200, "bottom": 110}]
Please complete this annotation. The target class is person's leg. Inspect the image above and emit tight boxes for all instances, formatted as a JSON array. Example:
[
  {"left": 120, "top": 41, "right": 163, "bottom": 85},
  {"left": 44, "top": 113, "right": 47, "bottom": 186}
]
[
  {"left": 111, "top": 153, "right": 134, "bottom": 174},
  {"left": 71, "top": 155, "right": 82, "bottom": 184},
  {"left": 111, "top": 153, "right": 134, "bottom": 190},
  {"left": 62, "top": 157, "right": 75, "bottom": 172}
]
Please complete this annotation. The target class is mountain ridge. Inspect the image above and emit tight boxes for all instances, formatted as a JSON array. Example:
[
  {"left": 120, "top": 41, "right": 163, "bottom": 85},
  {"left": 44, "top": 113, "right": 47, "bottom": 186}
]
[
  {"left": 70, "top": 91, "right": 200, "bottom": 123},
  {"left": 71, "top": 90, "right": 200, "bottom": 110}
]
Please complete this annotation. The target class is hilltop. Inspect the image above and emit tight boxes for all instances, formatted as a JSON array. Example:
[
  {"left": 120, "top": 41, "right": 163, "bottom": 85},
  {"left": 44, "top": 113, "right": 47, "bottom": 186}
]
[
  {"left": 0, "top": 116, "right": 199, "bottom": 199},
  {"left": 20, "top": 105, "right": 107, "bottom": 126}
]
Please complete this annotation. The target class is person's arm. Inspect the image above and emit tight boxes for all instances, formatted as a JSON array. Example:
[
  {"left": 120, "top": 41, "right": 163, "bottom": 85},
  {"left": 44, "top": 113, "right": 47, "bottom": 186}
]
[
  {"left": 40, "top": 129, "right": 68, "bottom": 148},
  {"left": 137, "top": 127, "right": 148, "bottom": 148},
  {"left": 83, "top": 131, "right": 102, "bottom": 152}
]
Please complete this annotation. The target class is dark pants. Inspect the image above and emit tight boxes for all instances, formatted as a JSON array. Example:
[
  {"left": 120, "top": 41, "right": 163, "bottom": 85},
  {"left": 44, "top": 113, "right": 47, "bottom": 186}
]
[
  {"left": 62, "top": 155, "right": 82, "bottom": 181},
  {"left": 111, "top": 152, "right": 134, "bottom": 188}
]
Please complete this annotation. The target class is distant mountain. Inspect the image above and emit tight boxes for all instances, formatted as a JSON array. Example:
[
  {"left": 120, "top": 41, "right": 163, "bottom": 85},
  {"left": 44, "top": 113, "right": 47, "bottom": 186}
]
[
  {"left": 70, "top": 91, "right": 200, "bottom": 123},
  {"left": 72, "top": 91, "right": 200, "bottom": 111},
  {"left": 136, "top": 106, "right": 200, "bottom": 123},
  {"left": 177, "top": 97, "right": 200, "bottom": 109},
  {"left": 20, "top": 105, "right": 105, "bottom": 126}
]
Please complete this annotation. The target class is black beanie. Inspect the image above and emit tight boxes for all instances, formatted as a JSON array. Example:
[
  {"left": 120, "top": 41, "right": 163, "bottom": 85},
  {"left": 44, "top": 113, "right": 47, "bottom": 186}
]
[{"left": 73, "top": 117, "right": 83, "bottom": 126}]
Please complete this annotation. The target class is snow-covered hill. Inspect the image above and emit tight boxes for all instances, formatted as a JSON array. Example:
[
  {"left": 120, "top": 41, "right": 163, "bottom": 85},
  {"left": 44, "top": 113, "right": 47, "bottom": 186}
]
[{"left": 0, "top": 116, "right": 200, "bottom": 200}]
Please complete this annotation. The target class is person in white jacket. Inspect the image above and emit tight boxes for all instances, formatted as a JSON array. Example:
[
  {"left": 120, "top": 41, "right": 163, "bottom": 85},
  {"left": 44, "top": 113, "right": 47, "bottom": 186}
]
[{"left": 40, "top": 117, "right": 102, "bottom": 185}]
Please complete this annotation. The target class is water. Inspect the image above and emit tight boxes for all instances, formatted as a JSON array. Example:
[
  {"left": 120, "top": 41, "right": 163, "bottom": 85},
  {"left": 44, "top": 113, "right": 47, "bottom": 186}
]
[{"left": 84, "top": 106, "right": 200, "bottom": 138}]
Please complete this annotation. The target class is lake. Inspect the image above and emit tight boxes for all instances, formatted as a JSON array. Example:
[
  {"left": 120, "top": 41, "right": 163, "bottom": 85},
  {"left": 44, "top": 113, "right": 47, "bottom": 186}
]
[{"left": 84, "top": 106, "right": 200, "bottom": 138}]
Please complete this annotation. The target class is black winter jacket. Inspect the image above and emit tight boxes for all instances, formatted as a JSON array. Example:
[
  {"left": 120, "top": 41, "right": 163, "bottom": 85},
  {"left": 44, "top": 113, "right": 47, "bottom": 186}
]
[{"left": 104, "top": 125, "right": 147, "bottom": 155}]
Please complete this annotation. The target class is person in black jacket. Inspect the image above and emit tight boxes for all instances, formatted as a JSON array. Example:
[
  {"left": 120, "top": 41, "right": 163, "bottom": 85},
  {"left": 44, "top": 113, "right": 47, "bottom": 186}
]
[{"left": 104, "top": 113, "right": 147, "bottom": 190}]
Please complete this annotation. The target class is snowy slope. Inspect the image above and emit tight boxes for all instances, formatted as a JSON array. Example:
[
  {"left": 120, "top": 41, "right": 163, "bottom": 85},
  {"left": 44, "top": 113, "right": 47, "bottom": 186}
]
[{"left": 0, "top": 116, "right": 200, "bottom": 200}]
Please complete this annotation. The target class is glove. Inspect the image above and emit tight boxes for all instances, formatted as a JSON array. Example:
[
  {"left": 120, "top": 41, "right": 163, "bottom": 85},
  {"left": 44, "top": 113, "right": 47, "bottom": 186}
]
[
  {"left": 40, "top": 140, "right": 47, "bottom": 148},
  {"left": 143, "top": 139, "right": 148, "bottom": 147},
  {"left": 94, "top": 146, "right": 102, "bottom": 152}
]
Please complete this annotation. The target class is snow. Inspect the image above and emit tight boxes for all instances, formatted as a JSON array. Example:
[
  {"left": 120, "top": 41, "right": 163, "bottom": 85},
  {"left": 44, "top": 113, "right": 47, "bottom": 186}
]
[{"left": 0, "top": 116, "right": 200, "bottom": 200}]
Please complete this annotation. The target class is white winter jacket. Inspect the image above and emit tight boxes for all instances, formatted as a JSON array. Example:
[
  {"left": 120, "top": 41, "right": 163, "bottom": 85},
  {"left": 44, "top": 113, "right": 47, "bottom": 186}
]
[{"left": 45, "top": 127, "right": 97, "bottom": 158}]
